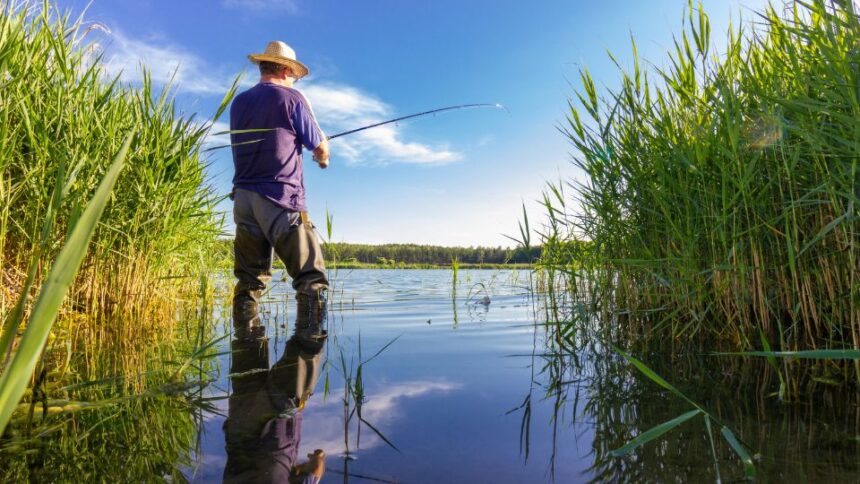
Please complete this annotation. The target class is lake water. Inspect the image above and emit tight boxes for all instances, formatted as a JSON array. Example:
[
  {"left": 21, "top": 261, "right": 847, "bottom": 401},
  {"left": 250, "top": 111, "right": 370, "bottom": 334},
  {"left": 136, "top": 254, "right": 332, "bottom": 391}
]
[{"left": 182, "top": 269, "right": 859, "bottom": 483}]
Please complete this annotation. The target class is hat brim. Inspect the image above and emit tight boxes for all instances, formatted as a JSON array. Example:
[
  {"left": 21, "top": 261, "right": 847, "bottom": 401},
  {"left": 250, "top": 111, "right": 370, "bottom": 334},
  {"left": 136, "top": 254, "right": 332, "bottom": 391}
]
[{"left": 248, "top": 54, "right": 309, "bottom": 79}]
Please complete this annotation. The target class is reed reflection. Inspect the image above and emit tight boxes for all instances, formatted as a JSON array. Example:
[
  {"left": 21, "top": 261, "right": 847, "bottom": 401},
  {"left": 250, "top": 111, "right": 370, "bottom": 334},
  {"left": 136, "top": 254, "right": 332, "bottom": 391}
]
[
  {"left": 517, "top": 289, "right": 860, "bottom": 482},
  {"left": 224, "top": 297, "right": 328, "bottom": 483}
]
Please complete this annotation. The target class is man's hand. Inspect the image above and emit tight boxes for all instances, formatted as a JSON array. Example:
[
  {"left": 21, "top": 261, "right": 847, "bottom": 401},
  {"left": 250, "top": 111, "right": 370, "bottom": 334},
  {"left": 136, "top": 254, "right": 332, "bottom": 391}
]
[
  {"left": 293, "top": 449, "right": 325, "bottom": 480},
  {"left": 313, "top": 139, "right": 330, "bottom": 169}
]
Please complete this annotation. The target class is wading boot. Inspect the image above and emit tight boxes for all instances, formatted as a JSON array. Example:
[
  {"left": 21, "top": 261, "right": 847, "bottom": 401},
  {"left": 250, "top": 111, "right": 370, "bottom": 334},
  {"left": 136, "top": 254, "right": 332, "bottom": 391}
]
[
  {"left": 294, "top": 291, "right": 327, "bottom": 351},
  {"left": 232, "top": 289, "right": 263, "bottom": 325}
]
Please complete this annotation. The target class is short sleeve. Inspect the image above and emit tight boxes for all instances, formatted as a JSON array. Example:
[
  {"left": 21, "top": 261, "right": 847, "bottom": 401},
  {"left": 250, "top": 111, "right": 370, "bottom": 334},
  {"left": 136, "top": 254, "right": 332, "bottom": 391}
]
[{"left": 290, "top": 92, "right": 325, "bottom": 151}]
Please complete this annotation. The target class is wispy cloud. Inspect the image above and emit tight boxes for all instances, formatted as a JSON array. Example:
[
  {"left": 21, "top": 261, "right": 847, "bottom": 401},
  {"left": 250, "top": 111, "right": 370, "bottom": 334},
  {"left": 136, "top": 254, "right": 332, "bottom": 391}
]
[
  {"left": 100, "top": 31, "right": 460, "bottom": 165},
  {"left": 221, "top": 0, "right": 298, "bottom": 13},
  {"left": 101, "top": 29, "right": 232, "bottom": 96},
  {"left": 299, "top": 83, "right": 388, "bottom": 124},
  {"left": 299, "top": 82, "right": 462, "bottom": 165},
  {"left": 344, "top": 125, "right": 460, "bottom": 164}
]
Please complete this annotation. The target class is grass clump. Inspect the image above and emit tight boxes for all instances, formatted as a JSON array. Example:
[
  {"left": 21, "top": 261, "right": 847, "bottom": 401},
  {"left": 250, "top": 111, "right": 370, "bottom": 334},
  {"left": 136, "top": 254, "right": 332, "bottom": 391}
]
[
  {"left": 540, "top": 1, "right": 859, "bottom": 378},
  {"left": 0, "top": 0, "right": 230, "bottom": 383}
]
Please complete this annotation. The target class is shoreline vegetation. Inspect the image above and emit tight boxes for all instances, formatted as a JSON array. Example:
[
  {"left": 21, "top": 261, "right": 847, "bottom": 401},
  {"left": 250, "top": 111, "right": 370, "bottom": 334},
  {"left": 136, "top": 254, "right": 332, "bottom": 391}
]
[
  {"left": 0, "top": 1, "right": 226, "bottom": 380},
  {"left": 329, "top": 261, "right": 533, "bottom": 270},
  {"left": 520, "top": 1, "right": 860, "bottom": 474},
  {"left": 529, "top": 0, "right": 860, "bottom": 383},
  {"left": 0, "top": 1, "right": 226, "bottom": 477}
]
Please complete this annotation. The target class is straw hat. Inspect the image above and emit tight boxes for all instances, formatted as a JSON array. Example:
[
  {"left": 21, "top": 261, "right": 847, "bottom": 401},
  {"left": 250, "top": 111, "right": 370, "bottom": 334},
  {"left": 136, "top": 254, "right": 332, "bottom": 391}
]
[{"left": 248, "top": 41, "right": 309, "bottom": 79}]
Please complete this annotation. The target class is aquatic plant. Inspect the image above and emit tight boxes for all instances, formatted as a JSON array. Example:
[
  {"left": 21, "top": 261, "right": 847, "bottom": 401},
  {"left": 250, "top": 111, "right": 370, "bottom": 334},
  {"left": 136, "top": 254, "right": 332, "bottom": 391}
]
[
  {"left": 0, "top": 0, "right": 232, "bottom": 382},
  {"left": 336, "top": 332, "right": 402, "bottom": 456},
  {"left": 514, "top": 283, "right": 860, "bottom": 481},
  {"left": 537, "top": 0, "right": 860, "bottom": 380},
  {"left": 0, "top": 323, "right": 222, "bottom": 481},
  {"left": 0, "top": 392, "right": 198, "bottom": 481},
  {"left": 0, "top": 134, "right": 132, "bottom": 435},
  {"left": 609, "top": 346, "right": 756, "bottom": 480}
]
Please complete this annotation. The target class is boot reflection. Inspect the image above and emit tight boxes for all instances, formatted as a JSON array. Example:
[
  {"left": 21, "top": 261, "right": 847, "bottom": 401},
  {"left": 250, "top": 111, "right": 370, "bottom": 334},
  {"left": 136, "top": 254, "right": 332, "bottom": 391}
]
[{"left": 224, "top": 298, "right": 328, "bottom": 483}]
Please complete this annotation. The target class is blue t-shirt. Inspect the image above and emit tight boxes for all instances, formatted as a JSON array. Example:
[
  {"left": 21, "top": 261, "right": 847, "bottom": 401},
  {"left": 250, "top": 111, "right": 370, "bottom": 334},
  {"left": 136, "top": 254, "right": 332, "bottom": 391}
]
[{"left": 230, "top": 82, "right": 324, "bottom": 212}]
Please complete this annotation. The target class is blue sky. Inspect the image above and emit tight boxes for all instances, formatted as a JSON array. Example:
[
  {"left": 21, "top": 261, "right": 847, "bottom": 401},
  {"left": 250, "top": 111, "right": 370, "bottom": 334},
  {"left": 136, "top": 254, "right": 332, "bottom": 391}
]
[{"left": 57, "top": 0, "right": 770, "bottom": 246}]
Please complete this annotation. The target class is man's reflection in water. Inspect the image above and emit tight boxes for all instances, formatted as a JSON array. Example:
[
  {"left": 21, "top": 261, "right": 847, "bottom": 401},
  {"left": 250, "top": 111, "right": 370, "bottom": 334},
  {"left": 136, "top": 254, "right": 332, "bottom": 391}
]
[{"left": 225, "top": 296, "right": 328, "bottom": 483}]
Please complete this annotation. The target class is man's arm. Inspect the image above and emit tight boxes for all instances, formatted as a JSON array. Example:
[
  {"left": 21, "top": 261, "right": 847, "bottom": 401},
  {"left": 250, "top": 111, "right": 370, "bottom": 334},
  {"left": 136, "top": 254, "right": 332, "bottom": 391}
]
[
  {"left": 291, "top": 92, "right": 330, "bottom": 170},
  {"left": 313, "top": 138, "right": 329, "bottom": 169}
]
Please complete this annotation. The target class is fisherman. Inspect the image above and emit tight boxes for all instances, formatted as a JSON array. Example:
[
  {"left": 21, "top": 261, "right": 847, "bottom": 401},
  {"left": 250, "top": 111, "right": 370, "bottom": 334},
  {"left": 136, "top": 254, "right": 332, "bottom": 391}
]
[{"left": 230, "top": 40, "right": 330, "bottom": 322}]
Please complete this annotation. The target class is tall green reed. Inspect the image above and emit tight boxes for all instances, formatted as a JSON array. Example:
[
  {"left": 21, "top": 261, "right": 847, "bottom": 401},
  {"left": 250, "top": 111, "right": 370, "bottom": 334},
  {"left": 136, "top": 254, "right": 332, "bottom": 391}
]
[
  {"left": 0, "top": 133, "right": 132, "bottom": 435},
  {"left": 536, "top": 0, "right": 859, "bottom": 382},
  {"left": 0, "top": 0, "right": 232, "bottom": 382}
]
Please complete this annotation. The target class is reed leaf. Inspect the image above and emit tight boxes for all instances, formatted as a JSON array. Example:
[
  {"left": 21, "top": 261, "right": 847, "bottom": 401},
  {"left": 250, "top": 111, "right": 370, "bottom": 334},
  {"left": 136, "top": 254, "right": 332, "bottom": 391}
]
[
  {"left": 715, "top": 349, "right": 860, "bottom": 360},
  {"left": 612, "top": 345, "right": 691, "bottom": 403},
  {"left": 609, "top": 409, "right": 701, "bottom": 457},
  {"left": 720, "top": 425, "right": 756, "bottom": 479}
]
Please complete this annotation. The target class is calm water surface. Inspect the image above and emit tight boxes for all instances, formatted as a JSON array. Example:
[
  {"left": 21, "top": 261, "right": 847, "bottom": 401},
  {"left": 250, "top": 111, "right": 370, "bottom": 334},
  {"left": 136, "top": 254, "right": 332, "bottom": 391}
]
[{"left": 183, "top": 269, "right": 859, "bottom": 483}]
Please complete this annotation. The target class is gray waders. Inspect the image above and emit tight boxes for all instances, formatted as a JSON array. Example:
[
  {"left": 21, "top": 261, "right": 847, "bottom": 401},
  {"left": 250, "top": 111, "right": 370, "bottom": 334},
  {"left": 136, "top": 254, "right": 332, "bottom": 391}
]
[{"left": 232, "top": 188, "right": 328, "bottom": 323}]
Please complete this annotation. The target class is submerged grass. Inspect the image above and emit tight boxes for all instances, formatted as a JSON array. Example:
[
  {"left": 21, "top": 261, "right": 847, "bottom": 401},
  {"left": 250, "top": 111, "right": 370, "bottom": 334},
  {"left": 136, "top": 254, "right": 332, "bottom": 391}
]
[{"left": 534, "top": 0, "right": 860, "bottom": 382}]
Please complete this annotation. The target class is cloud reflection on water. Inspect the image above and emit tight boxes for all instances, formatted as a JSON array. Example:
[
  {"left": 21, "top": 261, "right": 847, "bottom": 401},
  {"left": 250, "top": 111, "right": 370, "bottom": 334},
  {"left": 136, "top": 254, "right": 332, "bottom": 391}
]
[{"left": 302, "top": 379, "right": 461, "bottom": 455}]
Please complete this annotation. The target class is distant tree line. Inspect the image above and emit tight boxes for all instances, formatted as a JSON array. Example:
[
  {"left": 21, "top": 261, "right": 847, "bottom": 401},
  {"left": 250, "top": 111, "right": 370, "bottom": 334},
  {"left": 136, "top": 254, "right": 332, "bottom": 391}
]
[
  {"left": 214, "top": 240, "right": 545, "bottom": 267},
  {"left": 325, "top": 243, "right": 541, "bottom": 265}
]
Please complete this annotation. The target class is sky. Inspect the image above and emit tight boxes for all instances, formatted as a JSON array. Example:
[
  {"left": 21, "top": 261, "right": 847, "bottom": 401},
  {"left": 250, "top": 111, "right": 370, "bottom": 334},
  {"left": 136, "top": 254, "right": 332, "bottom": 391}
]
[{"left": 54, "top": 0, "right": 771, "bottom": 247}]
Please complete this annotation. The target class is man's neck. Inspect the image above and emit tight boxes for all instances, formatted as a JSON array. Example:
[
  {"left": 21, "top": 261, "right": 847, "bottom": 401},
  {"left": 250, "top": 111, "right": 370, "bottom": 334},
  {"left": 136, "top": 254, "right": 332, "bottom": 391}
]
[{"left": 260, "top": 75, "right": 294, "bottom": 88}]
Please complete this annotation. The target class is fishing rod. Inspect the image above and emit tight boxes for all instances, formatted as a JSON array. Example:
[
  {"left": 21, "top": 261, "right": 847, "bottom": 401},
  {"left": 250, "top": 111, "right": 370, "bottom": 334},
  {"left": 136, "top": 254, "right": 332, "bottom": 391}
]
[
  {"left": 326, "top": 103, "right": 505, "bottom": 140},
  {"left": 205, "top": 103, "right": 504, "bottom": 152}
]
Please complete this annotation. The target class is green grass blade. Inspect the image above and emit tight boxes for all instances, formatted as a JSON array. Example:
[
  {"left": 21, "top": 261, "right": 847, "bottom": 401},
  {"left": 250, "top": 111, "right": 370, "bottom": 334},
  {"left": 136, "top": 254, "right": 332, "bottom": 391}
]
[
  {"left": 0, "top": 132, "right": 133, "bottom": 435},
  {"left": 0, "top": 256, "right": 39, "bottom": 363},
  {"left": 720, "top": 426, "right": 756, "bottom": 479},
  {"left": 757, "top": 329, "right": 779, "bottom": 369},
  {"left": 704, "top": 414, "right": 723, "bottom": 484},
  {"left": 360, "top": 333, "right": 403, "bottom": 366},
  {"left": 714, "top": 349, "right": 860, "bottom": 360},
  {"left": 357, "top": 414, "right": 402, "bottom": 454},
  {"left": 609, "top": 409, "right": 701, "bottom": 457},
  {"left": 612, "top": 345, "right": 688, "bottom": 399},
  {"left": 212, "top": 74, "right": 242, "bottom": 122},
  {"left": 798, "top": 210, "right": 850, "bottom": 256}
]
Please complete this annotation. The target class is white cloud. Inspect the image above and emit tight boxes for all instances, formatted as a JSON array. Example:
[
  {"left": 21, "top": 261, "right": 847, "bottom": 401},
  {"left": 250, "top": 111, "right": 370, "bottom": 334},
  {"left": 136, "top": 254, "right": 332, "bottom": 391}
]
[
  {"left": 300, "top": 83, "right": 388, "bottom": 124},
  {"left": 221, "top": 0, "right": 297, "bottom": 12},
  {"left": 347, "top": 125, "right": 460, "bottom": 164},
  {"left": 99, "top": 32, "right": 460, "bottom": 165},
  {"left": 297, "top": 82, "right": 462, "bottom": 165},
  {"left": 101, "top": 30, "right": 232, "bottom": 96}
]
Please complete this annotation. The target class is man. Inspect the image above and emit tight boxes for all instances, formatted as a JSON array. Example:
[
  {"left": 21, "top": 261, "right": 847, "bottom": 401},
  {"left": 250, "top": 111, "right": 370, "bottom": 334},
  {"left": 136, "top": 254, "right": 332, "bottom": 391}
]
[{"left": 230, "top": 40, "right": 330, "bottom": 322}]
